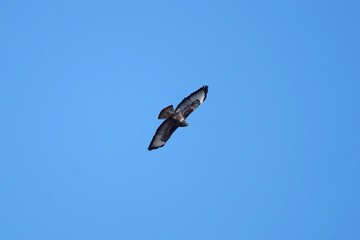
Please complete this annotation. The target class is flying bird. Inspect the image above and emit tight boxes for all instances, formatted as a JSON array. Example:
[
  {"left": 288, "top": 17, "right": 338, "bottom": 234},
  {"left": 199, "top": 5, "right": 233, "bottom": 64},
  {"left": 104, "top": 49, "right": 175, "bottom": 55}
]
[{"left": 148, "top": 85, "right": 209, "bottom": 151}]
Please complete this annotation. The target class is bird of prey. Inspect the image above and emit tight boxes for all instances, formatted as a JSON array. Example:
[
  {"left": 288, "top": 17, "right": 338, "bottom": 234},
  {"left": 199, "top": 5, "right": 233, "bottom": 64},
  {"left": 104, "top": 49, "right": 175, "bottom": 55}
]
[{"left": 148, "top": 85, "right": 208, "bottom": 151}]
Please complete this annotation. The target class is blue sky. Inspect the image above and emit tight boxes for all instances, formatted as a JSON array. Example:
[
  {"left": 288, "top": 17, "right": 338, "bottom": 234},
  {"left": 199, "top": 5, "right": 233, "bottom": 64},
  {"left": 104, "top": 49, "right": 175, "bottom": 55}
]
[{"left": 1, "top": 0, "right": 360, "bottom": 239}]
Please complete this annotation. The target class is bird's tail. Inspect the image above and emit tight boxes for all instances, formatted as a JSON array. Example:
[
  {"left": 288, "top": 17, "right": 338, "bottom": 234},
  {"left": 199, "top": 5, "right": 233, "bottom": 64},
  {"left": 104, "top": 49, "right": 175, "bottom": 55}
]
[{"left": 158, "top": 105, "right": 175, "bottom": 119}]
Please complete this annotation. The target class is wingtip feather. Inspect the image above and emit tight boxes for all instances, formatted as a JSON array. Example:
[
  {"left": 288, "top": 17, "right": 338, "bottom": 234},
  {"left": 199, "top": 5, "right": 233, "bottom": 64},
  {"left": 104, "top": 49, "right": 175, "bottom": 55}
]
[{"left": 202, "top": 85, "right": 208, "bottom": 101}]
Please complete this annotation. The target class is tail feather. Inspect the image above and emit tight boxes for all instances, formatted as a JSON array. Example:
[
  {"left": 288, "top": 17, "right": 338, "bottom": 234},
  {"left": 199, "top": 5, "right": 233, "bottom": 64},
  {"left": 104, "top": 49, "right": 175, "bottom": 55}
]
[{"left": 158, "top": 105, "right": 175, "bottom": 119}]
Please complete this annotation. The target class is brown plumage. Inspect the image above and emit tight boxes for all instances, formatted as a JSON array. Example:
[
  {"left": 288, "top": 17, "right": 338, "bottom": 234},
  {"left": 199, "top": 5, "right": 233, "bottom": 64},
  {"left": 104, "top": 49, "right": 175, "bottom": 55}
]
[{"left": 148, "top": 85, "right": 208, "bottom": 151}]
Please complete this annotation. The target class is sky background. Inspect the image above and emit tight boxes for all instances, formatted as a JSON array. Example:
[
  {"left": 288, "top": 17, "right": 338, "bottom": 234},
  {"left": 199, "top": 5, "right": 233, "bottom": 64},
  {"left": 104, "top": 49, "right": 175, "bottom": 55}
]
[{"left": 1, "top": 0, "right": 360, "bottom": 239}]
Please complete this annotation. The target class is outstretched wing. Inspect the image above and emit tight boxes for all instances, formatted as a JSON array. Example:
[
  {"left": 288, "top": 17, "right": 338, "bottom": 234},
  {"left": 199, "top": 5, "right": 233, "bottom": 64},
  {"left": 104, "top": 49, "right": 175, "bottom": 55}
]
[
  {"left": 148, "top": 119, "right": 179, "bottom": 150},
  {"left": 175, "top": 85, "right": 208, "bottom": 119}
]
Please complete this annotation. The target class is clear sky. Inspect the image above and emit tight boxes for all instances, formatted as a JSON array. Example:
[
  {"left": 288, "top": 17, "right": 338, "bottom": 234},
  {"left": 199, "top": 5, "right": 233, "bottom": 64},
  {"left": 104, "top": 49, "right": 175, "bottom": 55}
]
[{"left": 1, "top": 0, "right": 360, "bottom": 239}]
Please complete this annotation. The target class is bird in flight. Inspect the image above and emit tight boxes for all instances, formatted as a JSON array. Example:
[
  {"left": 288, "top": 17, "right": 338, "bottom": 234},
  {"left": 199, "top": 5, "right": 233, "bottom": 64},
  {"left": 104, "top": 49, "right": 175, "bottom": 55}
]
[{"left": 148, "top": 85, "right": 208, "bottom": 150}]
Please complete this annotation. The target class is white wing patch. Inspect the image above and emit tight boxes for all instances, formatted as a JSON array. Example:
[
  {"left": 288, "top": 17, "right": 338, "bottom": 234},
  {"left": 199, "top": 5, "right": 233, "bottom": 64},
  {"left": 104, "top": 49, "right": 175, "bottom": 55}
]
[
  {"left": 150, "top": 134, "right": 166, "bottom": 149},
  {"left": 148, "top": 120, "right": 178, "bottom": 150},
  {"left": 175, "top": 85, "right": 208, "bottom": 112}
]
